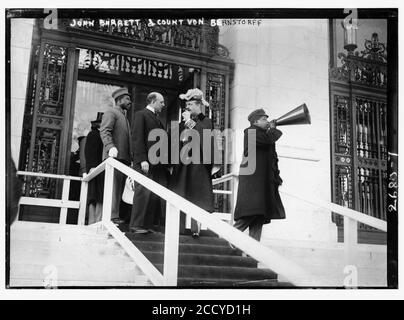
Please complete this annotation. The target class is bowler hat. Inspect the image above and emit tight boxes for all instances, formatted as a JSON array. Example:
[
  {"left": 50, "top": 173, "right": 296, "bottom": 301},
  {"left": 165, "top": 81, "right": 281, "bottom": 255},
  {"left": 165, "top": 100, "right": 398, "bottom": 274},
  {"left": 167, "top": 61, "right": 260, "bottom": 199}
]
[
  {"left": 179, "top": 88, "right": 209, "bottom": 107},
  {"left": 248, "top": 108, "right": 269, "bottom": 122},
  {"left": 91, "top": 112, "right": 104, "bottom": 124},
  {"left": 112, "top": 88, "right": 131, "bottom": 101}
]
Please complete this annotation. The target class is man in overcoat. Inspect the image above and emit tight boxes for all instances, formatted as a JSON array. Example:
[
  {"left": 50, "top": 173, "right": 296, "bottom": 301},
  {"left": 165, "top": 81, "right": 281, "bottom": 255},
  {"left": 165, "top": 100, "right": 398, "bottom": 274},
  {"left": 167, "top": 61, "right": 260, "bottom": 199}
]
[
  {"left": 129, "top": 92, "right": 169, "bottom": 234},
  {"left": 85, "top": 112, "right": 104, "bottom": 224},
  {"left": 100, "top": 88, "right": 133, "bottom": 225},
  {"left": 233, "top": 108, "right": 285, "bottom": 242},
  {"left": 170, "top": 88, "right": 219, "bottom": 237}
]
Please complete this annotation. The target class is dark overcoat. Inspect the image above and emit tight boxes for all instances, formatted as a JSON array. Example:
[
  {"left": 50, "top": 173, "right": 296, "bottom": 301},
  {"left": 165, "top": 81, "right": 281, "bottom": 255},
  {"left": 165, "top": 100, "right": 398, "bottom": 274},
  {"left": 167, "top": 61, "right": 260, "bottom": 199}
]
[
  {"left": 170, "top": 113, "right": 215, "bottom": 213},
  {"left": 85, "top": 128, "right": 104, "bottom": 204},
  {"left": 100, "top": 106, "right": 132, "bottom": 164},
  {"left": 234, "top": 125, "right": 285, "bottom": 224}
]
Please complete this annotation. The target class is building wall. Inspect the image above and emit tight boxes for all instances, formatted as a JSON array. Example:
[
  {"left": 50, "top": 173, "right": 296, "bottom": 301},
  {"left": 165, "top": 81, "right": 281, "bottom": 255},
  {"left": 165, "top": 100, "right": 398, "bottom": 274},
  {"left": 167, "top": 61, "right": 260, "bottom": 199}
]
[
  {"left": 10, "top": 19, "right": 35, "bottom": 165},
  {"left": 220, "top": 19, "right": 337, "bottom": 242}
]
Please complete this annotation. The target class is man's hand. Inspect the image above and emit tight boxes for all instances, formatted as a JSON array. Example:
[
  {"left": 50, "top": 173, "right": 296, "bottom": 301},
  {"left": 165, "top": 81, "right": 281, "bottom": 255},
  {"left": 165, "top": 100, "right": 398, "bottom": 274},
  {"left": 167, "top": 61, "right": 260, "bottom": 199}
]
[
  {"left": 182, "top": 110, "right": 191, "bottom": 122},
  {"left": 141, "top": 161, "right": 149, "bottom": 174},
  {"left": 268, "top": 120, "right": 277, "bottom": 129},
  {"left": 108, "top": 147, "right": 118, "bottom": 158}
]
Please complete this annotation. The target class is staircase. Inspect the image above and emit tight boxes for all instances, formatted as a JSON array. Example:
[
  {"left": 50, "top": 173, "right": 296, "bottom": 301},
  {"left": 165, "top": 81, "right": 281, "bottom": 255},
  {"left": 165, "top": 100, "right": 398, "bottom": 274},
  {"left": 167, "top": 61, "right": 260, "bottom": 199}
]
[
  {"left": 10, "top": 221, "right": 293, "bottom": 287},
  {"left": 125, "top": 230, "right": 293, "bottom": 287},
  {"left": 9, "top": 221, "right": 152, "bottom": 287}
]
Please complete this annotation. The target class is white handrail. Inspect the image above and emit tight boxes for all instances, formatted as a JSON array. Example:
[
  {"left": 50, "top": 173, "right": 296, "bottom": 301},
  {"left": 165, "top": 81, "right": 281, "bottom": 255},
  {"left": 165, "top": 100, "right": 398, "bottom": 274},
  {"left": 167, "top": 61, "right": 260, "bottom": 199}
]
[
  {"left": 99, "top": 158, "right": 315, "bottom": 286},
  {"left": 211, "top": 170, "right": 387, "bottom": 282},
  {"left": 212, "top": 173, "right": 236, "bottom": 185},
  {"left": 102, "top": 221, "right": 164, "bottom": 286},
  {"left": 280, "top": 187, "right": 387, "bottom": 232},
  {"left": 16, "top": 171, "right": 84, "bottom": 224},
  {"left": 82, "top": 162, "right": 106, "bottom": 182},
  {"left": 16, "top": 171, "right": 82, "bottom": 181},
  {"left": 213, "top": 171, "right": 387, "bottom": 232}
]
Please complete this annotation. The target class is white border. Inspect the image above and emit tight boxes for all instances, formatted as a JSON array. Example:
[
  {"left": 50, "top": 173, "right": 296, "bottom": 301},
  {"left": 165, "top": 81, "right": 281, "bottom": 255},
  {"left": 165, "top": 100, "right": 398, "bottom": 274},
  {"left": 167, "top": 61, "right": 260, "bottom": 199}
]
[{"left": 1, "top": 0, "right": 403, "bottom": 300}]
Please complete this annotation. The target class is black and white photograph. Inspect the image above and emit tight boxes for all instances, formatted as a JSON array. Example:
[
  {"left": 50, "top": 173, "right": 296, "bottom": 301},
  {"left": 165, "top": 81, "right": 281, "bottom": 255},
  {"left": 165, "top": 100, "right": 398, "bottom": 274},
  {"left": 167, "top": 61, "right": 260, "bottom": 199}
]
[{"left": 3, "top": 3, "right": 400, "bottom": 299}]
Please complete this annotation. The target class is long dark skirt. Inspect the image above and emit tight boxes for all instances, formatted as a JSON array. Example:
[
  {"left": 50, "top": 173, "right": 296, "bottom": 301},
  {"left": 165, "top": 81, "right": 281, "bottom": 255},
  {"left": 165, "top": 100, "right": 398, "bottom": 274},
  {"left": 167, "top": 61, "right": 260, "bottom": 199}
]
[{"left": 87, "top": 172, "right": 104, "bottom": 205}]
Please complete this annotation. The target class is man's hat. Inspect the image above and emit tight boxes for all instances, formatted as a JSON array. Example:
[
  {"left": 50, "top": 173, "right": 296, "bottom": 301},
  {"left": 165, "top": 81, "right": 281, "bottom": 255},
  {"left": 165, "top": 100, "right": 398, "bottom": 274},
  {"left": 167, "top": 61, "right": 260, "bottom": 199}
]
[
  {"left": 91, "top": 112, "right": 103, "bottom": 124},
  {"left": 179, "top": 88, "right": 209, "bottom": 107},
  {"left": 248, "top": 108, "right": 269, "bottom": 122},
  {"left": 112, "top": 88, "right": 131, "bottom": 101}
]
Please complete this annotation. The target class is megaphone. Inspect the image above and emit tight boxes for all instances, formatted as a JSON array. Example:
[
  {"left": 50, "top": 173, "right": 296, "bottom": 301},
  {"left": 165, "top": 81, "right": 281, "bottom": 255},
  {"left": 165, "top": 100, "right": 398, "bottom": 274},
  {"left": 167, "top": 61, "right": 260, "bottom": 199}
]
[{"left": 275, "top": 103, "right": 311, "bottom": 126}]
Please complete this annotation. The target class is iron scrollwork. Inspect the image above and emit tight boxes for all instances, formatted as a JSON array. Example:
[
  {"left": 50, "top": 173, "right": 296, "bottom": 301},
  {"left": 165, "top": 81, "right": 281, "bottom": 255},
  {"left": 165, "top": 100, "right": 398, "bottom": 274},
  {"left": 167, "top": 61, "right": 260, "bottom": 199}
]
[
  {"left": 330, "top": 33, "right": 387, "bottom": 88},
  {"left": 206, "top": 73, "right": 227, "bottom": 213},
  {"left": 62, "top": 18, "right": 229, "bottom": 57},
  {"left": 20, "top": 43, "right": 68, "bottom": 198},
  {"left": 78, "top": 48, "right": 197, "bottom": 84}
]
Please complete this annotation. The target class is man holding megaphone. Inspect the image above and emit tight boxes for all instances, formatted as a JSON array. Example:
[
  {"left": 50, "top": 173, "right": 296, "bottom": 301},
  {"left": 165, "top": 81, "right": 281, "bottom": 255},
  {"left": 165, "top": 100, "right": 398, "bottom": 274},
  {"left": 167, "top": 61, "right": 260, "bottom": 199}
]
[{"left": 232, "top": 108, "right": 286, "bottom": 244}]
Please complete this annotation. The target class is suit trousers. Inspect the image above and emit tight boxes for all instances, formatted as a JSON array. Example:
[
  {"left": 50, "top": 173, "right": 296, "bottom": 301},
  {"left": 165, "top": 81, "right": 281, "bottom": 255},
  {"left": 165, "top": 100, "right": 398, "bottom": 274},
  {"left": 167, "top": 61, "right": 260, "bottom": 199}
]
[
  {"left": 179, "top": 213, "right": 201, "bottom": 235},
  {"left": 233, "top": 215, "right": 265, "bottom": 241},
  {"left": 129, "top": 165, "right": 167, "bottom": 230}
]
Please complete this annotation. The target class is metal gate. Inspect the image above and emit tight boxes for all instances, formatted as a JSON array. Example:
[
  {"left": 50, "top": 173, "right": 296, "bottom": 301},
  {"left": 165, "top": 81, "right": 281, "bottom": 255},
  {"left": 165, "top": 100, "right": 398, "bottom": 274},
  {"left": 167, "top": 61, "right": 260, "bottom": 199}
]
[{"left": 329, "top": 33, "right": 387, "bottom": 231}]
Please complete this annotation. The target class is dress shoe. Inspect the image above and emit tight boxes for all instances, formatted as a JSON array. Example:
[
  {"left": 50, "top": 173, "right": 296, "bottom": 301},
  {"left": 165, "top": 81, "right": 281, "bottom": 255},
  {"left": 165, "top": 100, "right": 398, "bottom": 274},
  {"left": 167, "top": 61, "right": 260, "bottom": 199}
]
[
  {"left": 228, "top": 242, "right": 237, "bottom": 250},
  {"left": 112, "top": 218, "right": 125, "bottom": 226},
  {"left": 130, "top": 227, "right": 149, "bottom": 234}
]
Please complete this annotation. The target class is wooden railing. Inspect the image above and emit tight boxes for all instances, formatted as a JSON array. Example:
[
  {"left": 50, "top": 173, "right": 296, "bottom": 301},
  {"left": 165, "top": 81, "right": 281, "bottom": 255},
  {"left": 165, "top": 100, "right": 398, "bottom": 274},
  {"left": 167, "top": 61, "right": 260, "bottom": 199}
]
[
  {"left": 212, "top": 171, "right": 387, "bottom": 269},
  {"left": 16, "top": 171, "right": 88, "bottom": 225},
  {"left": 16, "top": 159, "right": 387, "bottom": 287},
  {"left": 82, "top": 158, "right": 315, "bottom": 286}
]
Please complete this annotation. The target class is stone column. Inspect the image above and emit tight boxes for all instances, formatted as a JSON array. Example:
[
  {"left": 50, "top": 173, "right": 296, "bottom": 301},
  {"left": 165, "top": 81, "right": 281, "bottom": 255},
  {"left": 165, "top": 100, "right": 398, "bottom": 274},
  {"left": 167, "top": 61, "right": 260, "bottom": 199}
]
[{"left": 10, "top": 19, "right": 35, "bottom": 165}]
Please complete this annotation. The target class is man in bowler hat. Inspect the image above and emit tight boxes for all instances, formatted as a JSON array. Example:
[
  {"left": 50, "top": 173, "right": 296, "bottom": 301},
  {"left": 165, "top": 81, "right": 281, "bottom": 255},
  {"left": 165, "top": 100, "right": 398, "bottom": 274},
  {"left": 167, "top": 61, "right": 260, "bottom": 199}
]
[
  {"left": 232, "top": 108, "right": 285, "bottom": 243},
  {"left": 100, "top": 88, "right": 133, "bottom": 225}
]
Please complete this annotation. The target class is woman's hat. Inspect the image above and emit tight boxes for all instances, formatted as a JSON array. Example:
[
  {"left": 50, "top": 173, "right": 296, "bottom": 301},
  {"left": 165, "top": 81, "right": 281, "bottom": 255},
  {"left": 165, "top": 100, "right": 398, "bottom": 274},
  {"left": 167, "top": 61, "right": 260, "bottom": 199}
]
[{"left": 179, "top": 88, "right": 209, "bottom": 107}]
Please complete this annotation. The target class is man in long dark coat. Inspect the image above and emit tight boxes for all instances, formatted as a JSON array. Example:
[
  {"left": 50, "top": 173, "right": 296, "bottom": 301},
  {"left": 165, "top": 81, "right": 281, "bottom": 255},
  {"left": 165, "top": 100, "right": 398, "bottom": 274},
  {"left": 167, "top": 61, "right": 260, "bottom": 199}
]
[
  {"left": 129, "top": 92, "right": 169, "bottom": 234},
  {"left": 170, "top": 88, "right": 219, "bottom": 237},
  {"left": 85, "top": 112, "right": 104, "bottom": 224},
  {"left": 233, "top": 108, "right": 285, "bottom": 242},
  {"left": 100, "top": 88, "right": 133, "bottom": 225}
]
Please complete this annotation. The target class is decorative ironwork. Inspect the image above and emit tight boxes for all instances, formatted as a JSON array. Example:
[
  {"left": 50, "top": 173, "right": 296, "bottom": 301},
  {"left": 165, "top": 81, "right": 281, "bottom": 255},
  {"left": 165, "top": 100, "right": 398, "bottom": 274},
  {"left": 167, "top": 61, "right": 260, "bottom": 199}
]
[
  {"left": 78, "top": 48, "right": 196, "bottom": 84},
  {"left": 206, "top": 73, "right": 226, "bottom": 131},
  {"left": 206, "top": 72, "right": 227, "bottom": 213},
  {"left": 60, "top": 18, "right": 229, "bottom": 57},
  {"left": 379, "top": 102, "right": 388, "bottom": 160},
  {"left": 360, "top": 33, "right": 387, "bottom": 63},
  {"left": 330, "top": 32, "right": 388, "bottom": 232},
  {"left": 329, "top": 33, "right": 387, "bottom": 88},
  {"left": 330, "top": 52, "right": 387, "bottom": 87},
  {"left": 216, "top": 44, "right": 230, "bottom": 58},
  {"left": 334, "top": 95, "right": 351, "bottom": 155},
  {"left": 357, "top": 167, "right": 387, "bottom": 230},
  {"left": 335, "top": 165, "right": 353, "bottom": 208},
  {"left": 19, "top": 43, "right": 68, "bottom": 198},
  {"left": 26, "top": 128, "right": 61, "bottom": 197},
  {"left": 332, "top": 165, "right": 353, "bottom": 226}
]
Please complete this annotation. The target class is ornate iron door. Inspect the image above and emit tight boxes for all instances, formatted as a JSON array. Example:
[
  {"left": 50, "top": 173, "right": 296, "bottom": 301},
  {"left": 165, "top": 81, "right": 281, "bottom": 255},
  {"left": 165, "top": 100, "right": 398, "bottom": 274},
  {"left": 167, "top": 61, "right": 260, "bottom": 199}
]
[
  {"left": 18, "top": 37, "right": 79, "bottom": 224},
  {"left": 330, "top": 33, "right": 387, "bottom": 231}
]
